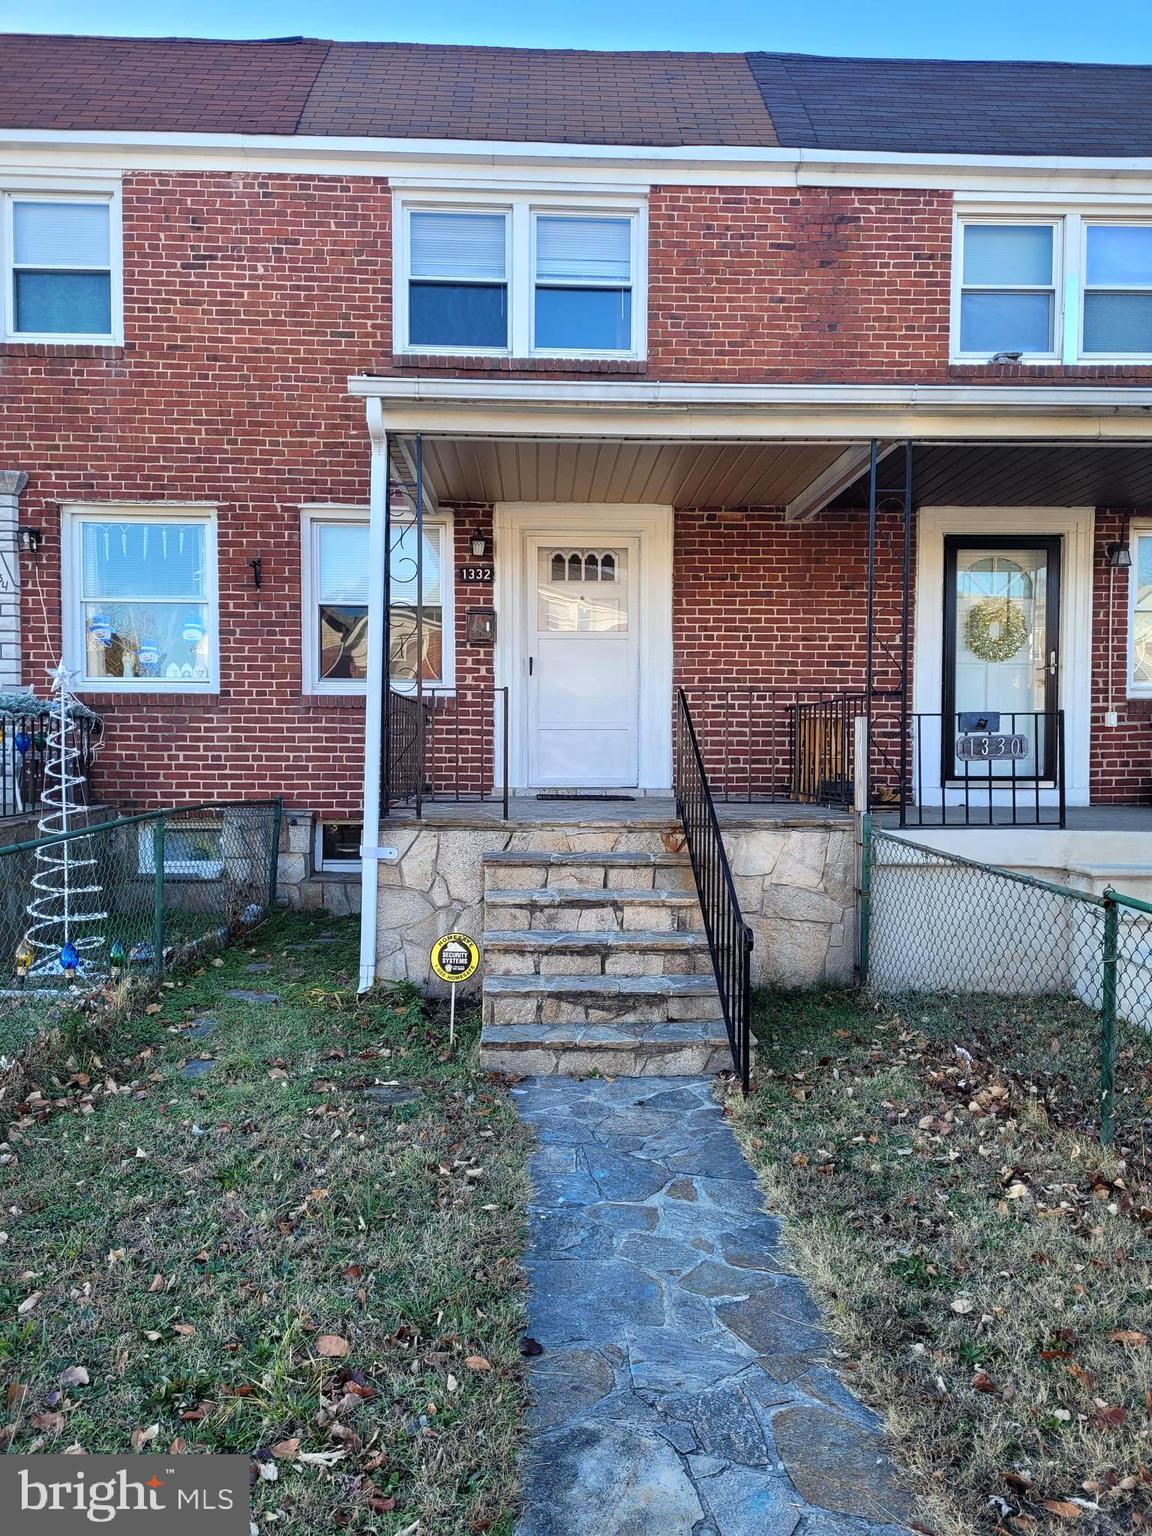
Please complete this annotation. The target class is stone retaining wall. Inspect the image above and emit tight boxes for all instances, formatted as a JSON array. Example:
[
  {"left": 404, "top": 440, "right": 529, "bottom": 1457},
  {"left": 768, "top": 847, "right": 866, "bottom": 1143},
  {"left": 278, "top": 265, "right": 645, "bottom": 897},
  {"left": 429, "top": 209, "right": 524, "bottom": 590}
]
[{"left": 376, "top": 820, "right": 856, "bottom": 993}]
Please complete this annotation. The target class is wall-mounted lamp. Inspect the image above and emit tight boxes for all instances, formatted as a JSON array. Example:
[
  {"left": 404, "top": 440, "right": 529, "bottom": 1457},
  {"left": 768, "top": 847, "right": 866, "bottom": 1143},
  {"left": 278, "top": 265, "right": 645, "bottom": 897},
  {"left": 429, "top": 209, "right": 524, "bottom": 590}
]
[
  {"left": 469, "top": 526, "right": 490, "bottom": 559},
  {"left": 16, "top": 526, "right": 42, "bottom": 554},
  {"left": 247, "top": 556, "right": 264, "bottom": 589},
  {"left": 1106, "top": 542, "right": 1133, "bottom": 569}
]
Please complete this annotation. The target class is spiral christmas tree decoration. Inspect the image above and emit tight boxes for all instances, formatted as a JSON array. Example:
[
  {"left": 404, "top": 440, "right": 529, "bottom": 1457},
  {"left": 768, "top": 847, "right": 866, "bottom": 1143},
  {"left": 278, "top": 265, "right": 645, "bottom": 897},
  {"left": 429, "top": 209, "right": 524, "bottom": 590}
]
[{"left": 25, "top": 664, "right": 108, "bottom": 979}]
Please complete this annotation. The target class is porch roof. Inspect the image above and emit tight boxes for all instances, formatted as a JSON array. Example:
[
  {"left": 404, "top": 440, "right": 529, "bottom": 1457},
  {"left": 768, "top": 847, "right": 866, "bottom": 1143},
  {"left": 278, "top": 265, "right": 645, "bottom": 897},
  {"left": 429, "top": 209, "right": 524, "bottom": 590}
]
[{"left": 358, "top": 379, "right": 1152, "bottom": 514}]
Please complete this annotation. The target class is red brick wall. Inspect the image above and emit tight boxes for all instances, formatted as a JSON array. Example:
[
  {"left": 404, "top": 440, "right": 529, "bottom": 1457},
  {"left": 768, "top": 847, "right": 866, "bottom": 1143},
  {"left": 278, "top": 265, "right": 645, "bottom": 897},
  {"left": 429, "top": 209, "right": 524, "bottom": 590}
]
[
  {"left": 7, "top": 170, "right": 394, "bottom": 819},
  {"left": 6, "top": 169, "right": 1152, "bottom": 823}
]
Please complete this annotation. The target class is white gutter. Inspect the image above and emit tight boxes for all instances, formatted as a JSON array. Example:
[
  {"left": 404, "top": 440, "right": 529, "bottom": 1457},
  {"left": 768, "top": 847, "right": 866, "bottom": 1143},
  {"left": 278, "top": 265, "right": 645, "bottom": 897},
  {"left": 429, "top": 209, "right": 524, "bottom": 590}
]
[{"left": 357, "top": 398, "right": 389, "bottom": 994}]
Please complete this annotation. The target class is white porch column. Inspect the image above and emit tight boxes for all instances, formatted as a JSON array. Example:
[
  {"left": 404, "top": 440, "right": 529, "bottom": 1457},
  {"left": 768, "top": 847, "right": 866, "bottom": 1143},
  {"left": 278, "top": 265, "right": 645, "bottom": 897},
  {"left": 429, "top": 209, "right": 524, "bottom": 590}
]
[
  {"left": 358, "top": 401, "right": 390, "bottom": 992},
  {"left": 0, "top": 471, "right": 29, "bottom": 693}
]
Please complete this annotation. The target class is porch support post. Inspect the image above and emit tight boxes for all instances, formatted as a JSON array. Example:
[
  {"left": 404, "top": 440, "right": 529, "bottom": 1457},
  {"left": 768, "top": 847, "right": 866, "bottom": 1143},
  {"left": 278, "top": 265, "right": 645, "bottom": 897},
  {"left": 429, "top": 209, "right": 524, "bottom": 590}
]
[
  {"left": 899, "top": 443, "right": 914, "bottom": 813},
  {"left": 0, "top": 470, "right": 29, "bottom": 693},
  {"left": 864, "top": 441, "right": 878, "bottom": 803},
  {"left": 358, "top": 399, "right": 390, "bottom": 993}
]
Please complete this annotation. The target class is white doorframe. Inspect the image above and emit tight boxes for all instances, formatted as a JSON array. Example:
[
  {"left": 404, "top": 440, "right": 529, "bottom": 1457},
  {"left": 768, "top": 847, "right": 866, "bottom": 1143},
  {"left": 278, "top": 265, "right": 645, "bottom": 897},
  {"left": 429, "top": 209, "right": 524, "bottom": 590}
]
[
  {"left": 913, "top": 506, "right": 1094, "bottom": 806},
  {"left": 493, "top": 503, "right": 674, "bottom": 791}
]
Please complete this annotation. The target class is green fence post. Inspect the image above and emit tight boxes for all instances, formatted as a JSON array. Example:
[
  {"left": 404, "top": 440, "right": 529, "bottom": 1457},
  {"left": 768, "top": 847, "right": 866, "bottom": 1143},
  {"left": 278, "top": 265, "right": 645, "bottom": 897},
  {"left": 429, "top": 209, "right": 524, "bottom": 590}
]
[
  {"left": 1099, "top": 893, "right": 1119, "bottom": 1147},
  {"left": 858, "top": 811, "right": 872, "bottom": 987},
  {"left": 268, "top": 797, "right": 284, "bottom": 913},
  {"left": 152, "top": 816, "right": 166, "bottom": 976}
]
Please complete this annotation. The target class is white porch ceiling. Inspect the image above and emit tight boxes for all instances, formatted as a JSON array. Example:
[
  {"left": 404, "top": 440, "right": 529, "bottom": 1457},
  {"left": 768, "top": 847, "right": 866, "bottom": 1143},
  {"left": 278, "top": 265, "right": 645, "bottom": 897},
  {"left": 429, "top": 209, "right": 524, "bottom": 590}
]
[{"left": 406, "top": 437, "right": 854, "bottom": 508}]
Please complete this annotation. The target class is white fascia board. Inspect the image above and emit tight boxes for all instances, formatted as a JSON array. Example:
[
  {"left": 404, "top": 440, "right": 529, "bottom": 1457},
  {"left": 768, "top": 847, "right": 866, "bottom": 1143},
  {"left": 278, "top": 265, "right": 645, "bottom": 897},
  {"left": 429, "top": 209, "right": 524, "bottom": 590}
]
[
  {"left": 349, "top": 375, "right": 1152, "bottom": 409},
  {"left": 5, "top": 128, "right": 1152, "bottom": 193},
  {"left": 349, "top": 377, "right": 1152, "bottom": 442}
]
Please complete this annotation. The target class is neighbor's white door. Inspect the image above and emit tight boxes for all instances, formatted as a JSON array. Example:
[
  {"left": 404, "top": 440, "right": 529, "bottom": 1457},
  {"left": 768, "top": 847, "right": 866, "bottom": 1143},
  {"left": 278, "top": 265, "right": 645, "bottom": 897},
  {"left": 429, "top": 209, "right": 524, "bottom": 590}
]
[{"left": 525, "top": 538, "right": 640, "bottom": 787}]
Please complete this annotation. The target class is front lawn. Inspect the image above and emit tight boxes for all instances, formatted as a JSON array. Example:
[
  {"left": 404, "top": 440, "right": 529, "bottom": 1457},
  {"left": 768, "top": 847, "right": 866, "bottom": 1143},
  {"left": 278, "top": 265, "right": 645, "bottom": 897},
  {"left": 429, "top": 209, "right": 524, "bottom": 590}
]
[
  {"left": 731, "top": 989, "right": 1152, "bottom": 1536},
  {"left": 0, "top": 912, "right": 532, "bottom": 1535}
]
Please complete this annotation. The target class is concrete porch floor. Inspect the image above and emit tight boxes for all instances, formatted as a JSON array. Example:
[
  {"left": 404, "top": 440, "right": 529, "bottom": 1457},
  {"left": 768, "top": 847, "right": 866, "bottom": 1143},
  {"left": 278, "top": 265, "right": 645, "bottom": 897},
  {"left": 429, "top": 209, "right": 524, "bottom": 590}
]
[{"left": 383, "top": 797, "right": 854, "bottom": 831}]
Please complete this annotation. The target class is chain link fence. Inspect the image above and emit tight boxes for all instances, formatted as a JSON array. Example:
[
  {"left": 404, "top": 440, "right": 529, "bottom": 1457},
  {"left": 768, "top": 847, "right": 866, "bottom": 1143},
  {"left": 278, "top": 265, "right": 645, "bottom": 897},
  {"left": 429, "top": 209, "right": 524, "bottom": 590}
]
[
  {"left": 862, "top": 819, "right": 1152, "bottom": 1146},
  {"left": 0, "top": 800, "right": 282, "bottom": 1056}
]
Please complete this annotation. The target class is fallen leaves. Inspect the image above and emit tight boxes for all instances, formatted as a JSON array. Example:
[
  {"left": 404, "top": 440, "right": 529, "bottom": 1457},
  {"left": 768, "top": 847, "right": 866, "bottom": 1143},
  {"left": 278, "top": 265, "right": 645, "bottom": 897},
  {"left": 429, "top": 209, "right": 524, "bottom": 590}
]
[
  {"left": 57, "top": 1366, "right": 90, "bottom": 1388},
  {"left": 315, "top": 1334, "right": 350, "bottom": 1359},
  {"left": 464, "top": 1355, "right": 492, "bottom": 1372},
  {"left": 1107, "top": 1329, "right": 1148, "bottom": 1347},
  {"left": 130, "top": 1424, "right": 159, "bottom": 1451}
]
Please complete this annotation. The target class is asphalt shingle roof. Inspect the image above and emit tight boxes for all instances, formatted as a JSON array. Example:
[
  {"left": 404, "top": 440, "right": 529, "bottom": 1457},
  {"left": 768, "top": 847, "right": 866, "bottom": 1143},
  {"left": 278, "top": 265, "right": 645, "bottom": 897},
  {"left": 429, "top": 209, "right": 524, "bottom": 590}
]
[
  {"left": 748, "top": 51, "right": 1152, "bottom": 157},
  {"left": 1, "top": 32, "right": 1150, "bottom": 157}
]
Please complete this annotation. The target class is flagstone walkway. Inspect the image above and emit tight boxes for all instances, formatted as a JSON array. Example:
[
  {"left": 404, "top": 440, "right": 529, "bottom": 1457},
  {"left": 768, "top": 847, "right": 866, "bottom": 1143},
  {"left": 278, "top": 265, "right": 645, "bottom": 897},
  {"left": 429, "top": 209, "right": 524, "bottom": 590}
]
[{"left": 511, "top": 1076, "right": 918, "bottom": 1536}]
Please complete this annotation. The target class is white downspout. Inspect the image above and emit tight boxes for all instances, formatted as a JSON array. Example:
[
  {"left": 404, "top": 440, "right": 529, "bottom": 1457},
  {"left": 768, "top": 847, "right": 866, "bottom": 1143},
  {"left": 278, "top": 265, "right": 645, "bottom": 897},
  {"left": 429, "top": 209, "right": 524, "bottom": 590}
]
[{"left": 358, "top": 399, "right": 389, "bottom": 992}]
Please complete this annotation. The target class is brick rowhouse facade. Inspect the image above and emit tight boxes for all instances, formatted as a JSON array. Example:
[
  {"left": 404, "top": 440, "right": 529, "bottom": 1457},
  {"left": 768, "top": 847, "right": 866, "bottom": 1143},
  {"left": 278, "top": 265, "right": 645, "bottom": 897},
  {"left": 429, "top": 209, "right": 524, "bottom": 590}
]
[{"left": 4, "top": 172, "right": 1152, "bottom": 825}]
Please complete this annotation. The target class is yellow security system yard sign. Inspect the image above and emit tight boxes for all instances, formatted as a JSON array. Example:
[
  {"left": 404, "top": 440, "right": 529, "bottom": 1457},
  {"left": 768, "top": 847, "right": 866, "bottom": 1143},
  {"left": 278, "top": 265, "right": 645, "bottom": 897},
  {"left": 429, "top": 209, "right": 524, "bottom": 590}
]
[{"left": 429, "top": 932, "right": 480, "bottom": 1045}]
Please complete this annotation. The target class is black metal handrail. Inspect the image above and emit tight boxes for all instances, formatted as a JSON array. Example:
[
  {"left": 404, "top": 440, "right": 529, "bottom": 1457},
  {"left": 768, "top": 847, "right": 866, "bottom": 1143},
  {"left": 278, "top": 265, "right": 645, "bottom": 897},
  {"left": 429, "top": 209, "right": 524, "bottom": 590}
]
[
  {"left": 382, "top": 685, "right": 510, "bottom": 818},
  {"left": 895, "top": 709, "right": 1066, "bottom": 828},
  {"left": 674, "top": 688, "right": 754, "bottom": 1090},
  {"left": 679, "top": 686, "right": 864, "bottom": 806}
]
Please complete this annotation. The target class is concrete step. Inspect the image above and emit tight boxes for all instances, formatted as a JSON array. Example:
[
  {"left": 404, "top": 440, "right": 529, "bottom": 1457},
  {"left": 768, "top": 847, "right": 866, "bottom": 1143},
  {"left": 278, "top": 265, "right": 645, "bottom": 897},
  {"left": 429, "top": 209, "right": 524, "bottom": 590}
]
[
  {"left": 482, "top": 972, "right": 721, "bottom": 1027},
  {"left": 479, "top": 1019, "right": 733, "bottom": 1078},
  {"left": 484, "top": 848, "right": 695, "bottom": 893},
  {"left": 484, "top": 887, "right": 703, "bottom": 932},
  {"left": 482, "top": 928, "right": 714, "bottom": 976}
]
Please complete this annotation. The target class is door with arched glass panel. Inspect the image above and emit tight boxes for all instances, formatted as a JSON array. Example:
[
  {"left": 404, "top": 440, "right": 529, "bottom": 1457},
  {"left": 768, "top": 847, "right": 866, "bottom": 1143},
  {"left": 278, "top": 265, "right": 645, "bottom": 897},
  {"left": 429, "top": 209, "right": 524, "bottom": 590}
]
[{"left": 942, "top": 537, "right": 1061, "bottom": 782}]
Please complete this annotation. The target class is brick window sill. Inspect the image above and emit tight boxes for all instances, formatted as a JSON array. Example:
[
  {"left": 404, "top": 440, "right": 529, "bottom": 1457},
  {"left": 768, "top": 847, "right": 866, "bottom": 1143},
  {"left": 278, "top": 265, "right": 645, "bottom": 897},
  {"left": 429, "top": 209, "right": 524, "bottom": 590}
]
[
  {"left": 296, "top": 694, "right": 367, "bottom": 711},
  {"left": 388, "top": 353, "right": 647, "bottom": 376},
  {"left": 1, "top": 342, "right": 126, "bottom": 359},
  {"left": 81, "top": 692, "right": 222, "bottom": 710}
]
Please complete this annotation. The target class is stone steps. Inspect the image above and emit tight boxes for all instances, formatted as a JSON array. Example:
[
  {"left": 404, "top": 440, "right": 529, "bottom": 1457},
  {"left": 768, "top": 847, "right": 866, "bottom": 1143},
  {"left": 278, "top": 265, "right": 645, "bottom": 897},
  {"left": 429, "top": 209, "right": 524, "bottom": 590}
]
[
  {"left": 484, "top": 887, "right": 703, "bottom": 931},
  {"left": 478, "top": 838, "right": 732, "bottom": 1078},
  {"left": 483, "top": 973, "right": 722, "bottom": 1026},
  {"left": 480, "top": 1020, "right": 732, "bottom": 1077},
  {"left": 482, "top": 928, "right": 713, "bottom": 976}
]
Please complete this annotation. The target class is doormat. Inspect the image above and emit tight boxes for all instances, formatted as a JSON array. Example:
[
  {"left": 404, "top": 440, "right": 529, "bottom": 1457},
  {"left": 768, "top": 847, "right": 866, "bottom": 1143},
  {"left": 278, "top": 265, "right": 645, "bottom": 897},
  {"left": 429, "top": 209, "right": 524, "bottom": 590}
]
[{"left": 535, "top": 793, "right": 637, "bottom": 802}]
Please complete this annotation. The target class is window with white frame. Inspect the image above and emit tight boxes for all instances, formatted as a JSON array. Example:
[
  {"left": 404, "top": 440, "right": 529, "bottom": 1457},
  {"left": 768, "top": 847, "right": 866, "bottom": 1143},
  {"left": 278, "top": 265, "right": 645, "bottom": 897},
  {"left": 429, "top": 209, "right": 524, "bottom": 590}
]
[
  {"left": 955, "top": 221, "right": 1058, "bottom": 359},
  {"left": 1129, "top": 526, "right": 1152, "bottom": 696},
  {"left": 954, "top": 211, "right": 1152, "bottom": 362},
  {"left": 315, "top": 821, "right": 363, "bottom": 872},
  {"left": 64, "top": 508, "right": 218, "bottom": 691},
  {"left": 302, "top": 510, "right": 453, "bottom": 693},
  {"left": 1083, "top": 223, "right": 1152, "bottom": 356},
  {"left": 3, "top": 191, "right": 120, "bottom": 342},
  {"left": 396, "top": 194, "right": 645, "bottom": 358},
  {"left": 138, "top": 818, "right": 225, "bottom": 880}
]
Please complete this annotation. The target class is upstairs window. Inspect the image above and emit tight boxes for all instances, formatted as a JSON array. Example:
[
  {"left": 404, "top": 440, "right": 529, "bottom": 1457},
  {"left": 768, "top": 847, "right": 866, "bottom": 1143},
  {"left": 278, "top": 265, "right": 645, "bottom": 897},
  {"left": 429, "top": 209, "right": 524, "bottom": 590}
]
[
  {"left": 408, "top": 211, "right": 508, "bottom": 350},
  {"left": 396, "top": 194, "right": 645, "bottom": 358},
  {"left": 957, "top": 222, "right": 1057, "bottom": 358},
  {"left": 1083, "top": 223, "right": 1152, "bottom": 356},
  {"left": 4, "top": 193, "right": 119, "bottom": 342},
  {"left": 534, "top": 216, "right": 633, "bottom": 352}
]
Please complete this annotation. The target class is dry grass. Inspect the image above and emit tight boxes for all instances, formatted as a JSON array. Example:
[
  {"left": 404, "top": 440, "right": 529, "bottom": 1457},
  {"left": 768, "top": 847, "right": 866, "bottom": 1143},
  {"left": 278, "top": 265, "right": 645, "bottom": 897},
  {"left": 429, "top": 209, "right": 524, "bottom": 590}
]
[
  {"left": 0, "top": 912, "right": 532, "bottom": 1534},
  {"left": 730, "top": 989, "right": 1152, "bottom": 1536}
]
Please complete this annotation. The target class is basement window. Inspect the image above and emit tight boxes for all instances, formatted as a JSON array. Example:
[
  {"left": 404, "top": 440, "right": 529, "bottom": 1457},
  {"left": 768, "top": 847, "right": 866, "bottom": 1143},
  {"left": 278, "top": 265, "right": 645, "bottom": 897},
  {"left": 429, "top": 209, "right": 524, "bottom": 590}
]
[{"left": 316, "top": 821, "right": 363, "bottom": 872}]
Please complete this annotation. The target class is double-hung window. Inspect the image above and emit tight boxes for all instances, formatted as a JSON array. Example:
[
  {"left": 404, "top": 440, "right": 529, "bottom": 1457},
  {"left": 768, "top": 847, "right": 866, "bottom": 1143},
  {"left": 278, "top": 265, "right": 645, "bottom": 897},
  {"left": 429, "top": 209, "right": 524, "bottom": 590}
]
[
  {"left": 956, "top": 221, "right": 1058, "bottom": 359},
  {"left": 302, "top": 510, "right": 453, "bottom": 694},
  {"left": 3, "top": 192, "right": 120, "bottom": 342},
  {"left": 63, "top": 507, "right": 218, "bottom": 692},
  {"left": 1082, "top": 223, "right": 1152, "bottom": 356},
  {"left": 397, "top": 193, "right": 645, "bottom": 358}
]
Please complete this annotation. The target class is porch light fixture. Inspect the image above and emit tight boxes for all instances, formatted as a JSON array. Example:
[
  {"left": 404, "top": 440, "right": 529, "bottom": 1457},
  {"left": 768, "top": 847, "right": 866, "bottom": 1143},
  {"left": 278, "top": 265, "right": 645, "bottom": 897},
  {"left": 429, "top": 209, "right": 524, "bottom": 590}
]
[
  {"left": 16, "top": 526, "right": 42, "bottom": 554},
  {"left": 1106, "top": 542, "right": 1132, "bottom": 569},
  {"left": 469, "top": 527, "right": 489, "bottom": 559}
]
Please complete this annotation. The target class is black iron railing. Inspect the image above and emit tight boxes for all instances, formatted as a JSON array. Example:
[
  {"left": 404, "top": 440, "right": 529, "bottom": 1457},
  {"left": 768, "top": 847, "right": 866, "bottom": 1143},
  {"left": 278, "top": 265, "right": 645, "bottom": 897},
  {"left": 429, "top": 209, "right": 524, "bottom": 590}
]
[
  {"left": 896, "top": 710, "right": 1066, "bottom": 828},
  {"left": 674, "top": 688, "right": 754, "bottom": 1090},
  {"left": 1, "top": 714, "right": 100, "bottom": 822},
  {"left": 382, "top": 686, "right": 509, "bottom": 818},
  {"left": 680, "top": 687, "right": 865, "bottom": 807}
]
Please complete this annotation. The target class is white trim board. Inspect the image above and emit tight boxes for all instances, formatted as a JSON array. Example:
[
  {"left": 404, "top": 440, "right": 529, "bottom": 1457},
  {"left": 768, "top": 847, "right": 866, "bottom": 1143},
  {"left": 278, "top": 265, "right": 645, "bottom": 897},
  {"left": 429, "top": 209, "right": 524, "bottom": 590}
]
[
  {"left": 912, "top": 506, "right": 1095, "bottom": 807},
  {"left": 492, "top": 503, "right": 673, "bottom": 791}
]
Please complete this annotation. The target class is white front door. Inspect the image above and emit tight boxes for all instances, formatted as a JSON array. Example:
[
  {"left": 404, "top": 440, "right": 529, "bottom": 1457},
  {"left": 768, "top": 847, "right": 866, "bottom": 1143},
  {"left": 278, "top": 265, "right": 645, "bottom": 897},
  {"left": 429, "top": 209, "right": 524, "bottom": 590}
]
[{"left": 525, "top": 538, "right": 640, "bottom": 787}]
